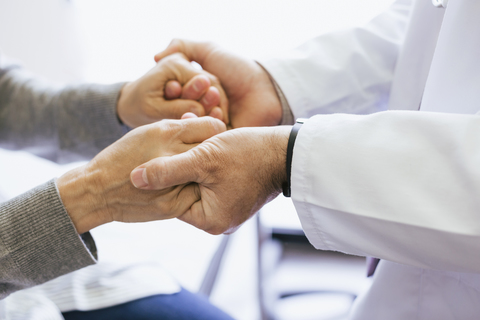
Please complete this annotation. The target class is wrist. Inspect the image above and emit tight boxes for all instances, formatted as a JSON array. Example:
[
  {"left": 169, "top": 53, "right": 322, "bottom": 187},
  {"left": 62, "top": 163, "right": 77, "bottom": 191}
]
[
  {"left": 266, "top": 126, "right": 291, "bottom": 195},
  {"left": 57, "top": 165, "right": 111, "bottom": 234},
  {"left": 256, "top": 64, "right": 283, "bottom": 126},
  {"left": 282, "top": 119, "right": 306, "bottom": 197},
  {"left": 116, "top": 82, "right": 135, "bottom": 127}
]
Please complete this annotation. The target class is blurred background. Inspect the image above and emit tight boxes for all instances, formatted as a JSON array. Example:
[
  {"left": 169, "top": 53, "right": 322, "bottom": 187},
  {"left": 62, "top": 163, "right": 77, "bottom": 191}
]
[{"left": 0, "top": 0, "right": 393, "bottom": 319}]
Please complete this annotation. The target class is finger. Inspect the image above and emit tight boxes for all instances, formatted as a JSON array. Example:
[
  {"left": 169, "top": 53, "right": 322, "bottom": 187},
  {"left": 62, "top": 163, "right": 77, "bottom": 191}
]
[
  {"left": 165, "top": 80, "right": 182, "bottom": 99},
  {"left": 199, "top": 86, "right": 220, "bottom": 111},
  {"left": 181, "top": 112, "right": 199, "bottom": 119},
  {"left": 208, "top": 107, "right": 223, "bottom": 121},
  {"left": 177, "top": 199, "right": 207, "bottom": 232},
  {"left": 161, "top": 54, "right": 223, "bottom": 111},
  {"left": 169, "top": 55, "right": 228, "bottom": 123},
  {"left": 202, "top": 77, "right": 228, "bottom": 124},
  {"left": 178, "top": 200, "right": 231, "bottom": 235},
  {"left": 131, "top": 151, "right": 199, "bottom": 190},
  {"left": 154, "top": 41, "right": 182, "bottom": 63},
  {"left": 171, "top": 183, "right": 202, "bottom": 218},
  {"left": 178, "top": 116, "right": 226, "bottom": 144},
  {"left": 156, "top": 44, "right": 230, "bottom": 124},
  {"left": 155, "top": 99, "right": 205, "bottom": 119},
  {"left": 155, "top": 39, "right": 213, "bottom": 65},
  {"left": 181, "top": 75, "right": 211, "bottom": 100},
  {"left": 131, "top": 116, "right": 226, "bottom": 190}
]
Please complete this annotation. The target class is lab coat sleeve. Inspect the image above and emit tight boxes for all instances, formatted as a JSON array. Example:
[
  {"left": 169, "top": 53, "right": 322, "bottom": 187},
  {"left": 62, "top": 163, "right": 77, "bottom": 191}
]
[
  {"left": 293, "top": 111, "right": 480, "bottom": 273},
  {"left": 259, "top": 0, "right": 412, "bottom": 118}
]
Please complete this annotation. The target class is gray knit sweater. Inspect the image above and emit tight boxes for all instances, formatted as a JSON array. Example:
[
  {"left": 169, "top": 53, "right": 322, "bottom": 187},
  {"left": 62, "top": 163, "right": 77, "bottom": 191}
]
[{"left": 0, "top": 57, "right": 125, "bottom": 299}]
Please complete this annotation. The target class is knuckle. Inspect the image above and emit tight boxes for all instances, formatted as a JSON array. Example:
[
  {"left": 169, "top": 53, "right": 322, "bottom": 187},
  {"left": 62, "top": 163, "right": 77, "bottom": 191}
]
[
  {"left": 143, "top": 122, "right": 161, "bottom": 137},
  {"left": 190, "top": 144, "right": 222, "bottom": 177},
  {"left": 169, "top": 38, "right": 184, "bottom": 50},
  {"left": 171, "top": 38, "right": 184, "bottom": 44},
  {"left": 146, "top": 123, "right": 164, "bottom": 140},
  {"left": 168, "top": 52, "right": 187, "bottom": 63},
  {"left": 204, "top": 72, "right": 219, "bottom": 84},
  {"left": 206, "top": 227, "right": 224, "bottom": 236},
  {"left": 200, "top": 117, "right": 226, "bottom": 136},
  {"left": 146, "top": 161, "right": 167, "bottom": 188},
  {"left": 211, "top": 119, "right": 227, "bottom": 134},
  {"left": 160, "top": 119, "right": 185, "bottom": 136},
  {"left": 188, "top": 103, "right": 204, "bottom": 116},
  {"left": 203, "top": 41, "right": 217, "bottom": 51},
  {"left": 205, "top": 220, "right": 229, "bottom": 235},
  {"left": 145, "top": 121, "right": 183, "bottom": 146},
  {"left": 145, "top": 165, "right": 159, "bottom": 187}
]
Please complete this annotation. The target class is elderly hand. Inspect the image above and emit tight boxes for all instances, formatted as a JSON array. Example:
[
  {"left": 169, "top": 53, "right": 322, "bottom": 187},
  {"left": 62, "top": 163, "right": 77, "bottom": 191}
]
[
  {"left": 117, "top": 52, "right": 228, "bottom": 128},
  {"left": 57, "top": 117, "right": 226, "bottom": 234},
  {"left": 154, "top": 39, "right": 282, "bottom": 128},
  {"left": 130, "top": 125, "right": 290, "bottom": 234}
]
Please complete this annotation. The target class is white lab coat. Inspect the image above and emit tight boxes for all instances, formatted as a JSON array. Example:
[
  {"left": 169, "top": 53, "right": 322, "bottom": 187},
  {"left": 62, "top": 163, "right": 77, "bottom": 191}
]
[{"left": 262, "top": 0, "right": 480, "bottom": 318}]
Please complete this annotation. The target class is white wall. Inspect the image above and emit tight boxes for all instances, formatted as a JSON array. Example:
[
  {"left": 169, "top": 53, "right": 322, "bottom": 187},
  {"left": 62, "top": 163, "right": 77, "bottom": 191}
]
[
  {"left": 75, "top": 0, "right": 393, "bottom": 83},
  {"left": 0, "top": 0, "right": 85, "bottom": 83}
]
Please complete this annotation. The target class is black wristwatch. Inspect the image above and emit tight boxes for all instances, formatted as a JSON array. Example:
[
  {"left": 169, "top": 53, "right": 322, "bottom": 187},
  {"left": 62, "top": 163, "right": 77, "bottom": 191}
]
[{"left": 282, "top": 118, "right": 307, "bottom": 197}]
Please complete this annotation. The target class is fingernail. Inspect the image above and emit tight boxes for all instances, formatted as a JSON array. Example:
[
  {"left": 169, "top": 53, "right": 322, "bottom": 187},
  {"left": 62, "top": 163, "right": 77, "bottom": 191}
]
[
  {"left": 131, "top": 168, "right": 148, "bottom": 188},
  {"left": 201, "top": 95, "right": 209, "bottom": 105},
  {"left": 192, "top": 76, "right": 208, "bottom": 92}
]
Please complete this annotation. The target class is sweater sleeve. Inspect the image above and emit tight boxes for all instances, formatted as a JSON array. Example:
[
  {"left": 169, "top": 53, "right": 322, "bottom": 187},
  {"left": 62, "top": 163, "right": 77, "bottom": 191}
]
[
  {"left": 0, "top": 55, "right": 124, "bottom": 299},
  {"left": 0, "top": 179, "right": 96, "bottom": 299},
  {"left": 0, "top": 61, "right": 126, "bottom": 164}
]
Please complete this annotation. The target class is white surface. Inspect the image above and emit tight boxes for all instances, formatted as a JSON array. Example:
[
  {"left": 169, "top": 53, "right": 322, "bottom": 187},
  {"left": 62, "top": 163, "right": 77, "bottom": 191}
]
[
  {"left": 0, "top": 0, "right": 85, "bottom": 83},
  {"left": 261, "top": 195, "right": 302, "bottom": 230},
  {"left": 74, "top": 0, "right": 392, "bottom": 84}
]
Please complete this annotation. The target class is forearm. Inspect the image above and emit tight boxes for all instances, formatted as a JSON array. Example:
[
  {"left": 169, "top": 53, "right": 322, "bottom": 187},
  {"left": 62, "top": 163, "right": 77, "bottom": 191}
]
[
  {"left": 0, "top": 180, "right": 96, "bottom": 299},
  {"left": 292, "top": 111, "right": 480, "bottom": 273},
  {"left": 0, "top": 67, "right": 126, "bottom": 163}
]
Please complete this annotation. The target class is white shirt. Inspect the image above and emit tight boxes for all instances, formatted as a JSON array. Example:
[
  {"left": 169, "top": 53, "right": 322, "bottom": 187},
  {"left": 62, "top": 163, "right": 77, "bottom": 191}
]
[{"left": 262, "top": 0, "right": 480, "bottom": 318}]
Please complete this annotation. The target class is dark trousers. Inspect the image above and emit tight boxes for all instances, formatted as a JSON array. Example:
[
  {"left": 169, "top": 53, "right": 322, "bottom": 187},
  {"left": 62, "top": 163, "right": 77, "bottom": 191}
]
[{"left": 62, "top": 288, "right": 235, "bottom": 320}]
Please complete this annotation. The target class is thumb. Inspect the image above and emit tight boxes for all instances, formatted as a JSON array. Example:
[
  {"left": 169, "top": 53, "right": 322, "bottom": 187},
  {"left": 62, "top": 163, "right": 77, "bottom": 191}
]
[
  {"left": 155, "top": 39, "right": 214, "bottom": 65},
  {"left": 130, "top": 151, "right": 201, "bottom": 190}
]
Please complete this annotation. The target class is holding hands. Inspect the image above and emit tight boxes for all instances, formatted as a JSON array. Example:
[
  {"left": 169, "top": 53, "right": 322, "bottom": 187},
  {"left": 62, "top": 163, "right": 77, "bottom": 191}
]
[
  {"left": 68, "top": 39, "right": 290, "bottom": 235},
  {"left": 143, "top": 40, "right": 291, "bottom": 234},
  {"left": 116, "top": 52, "right": 228, "bottom": 127},
  {"left": 130, "top": 125, "right": 290, "bottom": 234},
  {"left": 58, "top": 117, "right": 226, "bottom": 234},
  {"left": 154, "top": 39, "right": 283, "bottom": 128}
]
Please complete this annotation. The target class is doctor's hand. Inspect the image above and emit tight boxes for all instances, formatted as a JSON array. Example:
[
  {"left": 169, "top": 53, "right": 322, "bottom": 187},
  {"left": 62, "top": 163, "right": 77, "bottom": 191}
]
[
  {"left": 130, "top": 125, "right": 290, "bottom": 234},
  {"left": 154, "top": 39, "right": 282, "bottom": 128},
  {"left": 57, "top": 117, "right": 226, "bottom": 234},
  {"left": 117, "top": 52, "right": 228, "bottom": 128}
]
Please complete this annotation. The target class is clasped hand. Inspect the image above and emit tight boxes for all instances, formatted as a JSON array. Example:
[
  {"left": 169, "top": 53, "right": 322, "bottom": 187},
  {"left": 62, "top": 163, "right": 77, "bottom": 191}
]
[
  {"left": 126, "top": 39, "right": 291, "bottom": 235},
  {"left": 58, "top": 117, "right": 226, "bottom": 234},
  {"left": 60, "top": 39, "right": 290, "bottom": 235}
]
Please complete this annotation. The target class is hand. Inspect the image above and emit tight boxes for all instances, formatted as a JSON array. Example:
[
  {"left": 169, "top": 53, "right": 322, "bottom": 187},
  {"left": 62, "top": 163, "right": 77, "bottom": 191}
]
[
  {"left": 57, "top": 117, "right": 226, "bottom": 234},
  {"left": 154, "top": 39, "right": 282, "bottom": 128},
  {"left": 130, "top": 126, "right": 290, "bottom": 234},
  {"left": 117, "top": 52, "right": 228, "bottom": 128}
]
